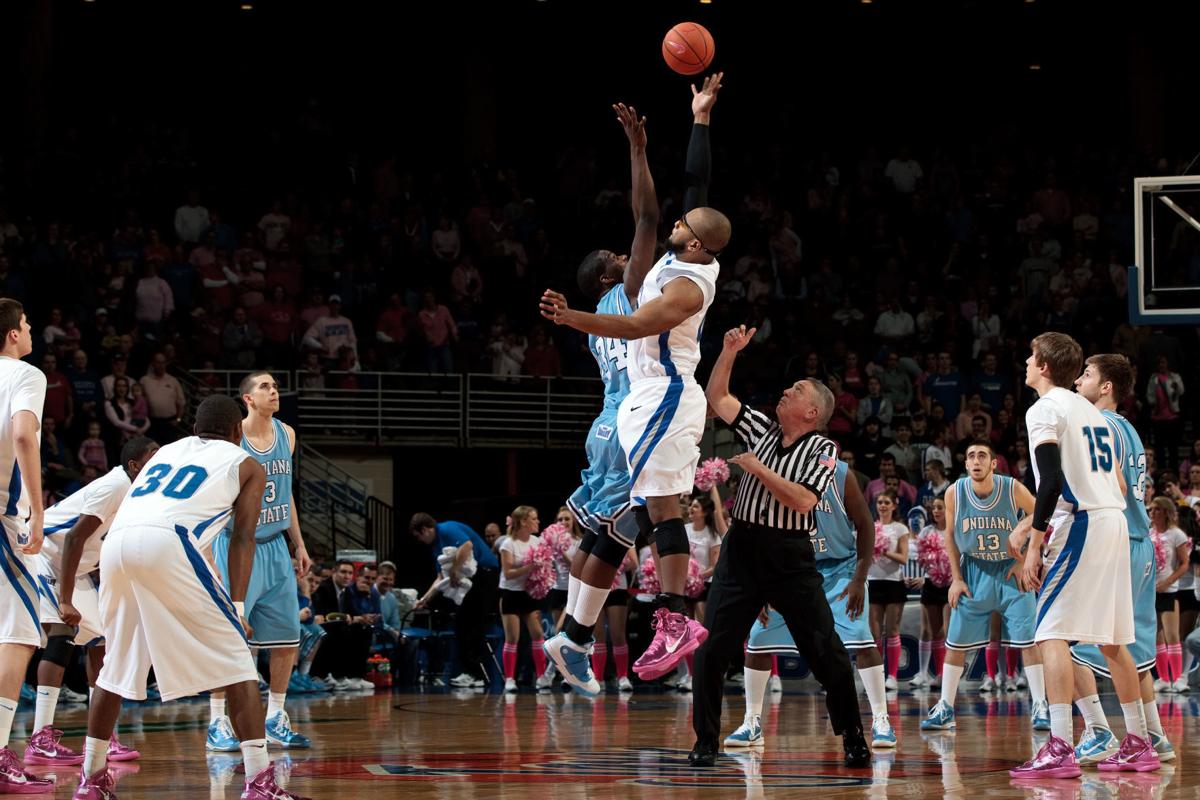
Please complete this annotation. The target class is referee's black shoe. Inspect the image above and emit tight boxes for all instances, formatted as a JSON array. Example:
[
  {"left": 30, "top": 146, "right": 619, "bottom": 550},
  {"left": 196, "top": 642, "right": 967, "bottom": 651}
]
[
  {"left": 842, "top": 729, "right": 870, "bottom": 768},
  {"left": 688, "top": 739, "right": 719, "bottom": 768}
]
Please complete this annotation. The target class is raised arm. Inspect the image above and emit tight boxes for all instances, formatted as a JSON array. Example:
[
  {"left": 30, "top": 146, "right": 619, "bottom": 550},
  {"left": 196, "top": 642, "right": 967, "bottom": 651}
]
[
  {"left": 612, "top": 104, "right": 659, "bottom": 302},
  {"left": 684, "top": 72, "right": 722, "bottom": 213},
  {"left": 541, "top": 277, "right": 702, "bottom": 341},
  {"left": 706, "top": 325, "right": 756, "bottom": 425}
]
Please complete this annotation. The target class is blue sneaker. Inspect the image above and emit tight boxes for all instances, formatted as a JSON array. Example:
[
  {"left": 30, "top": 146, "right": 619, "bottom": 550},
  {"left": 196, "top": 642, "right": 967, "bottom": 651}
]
[
  {"left": 300, "top": 674, "right": 329, "bottom": 693},
  {"left": 265, "top": 710, "right": 311, "bottom": 749},
  {"left": 1074, "top": 726, "right": 1118, "bottom": 765},
  {"left": 543, "top": 634, "right": 600, "bottom": 697},
  {"left": 288, "top": 673, "right": 312, "bottom": 695},
  {"left": 920, "top": 699, "right": 956, "bottom": 730},
  {"left": 144, "top": 683, "right": 161, "bottom": 702},
  {"left": 871, "top": 715, "right": 897, "bottom": 748},
  {"left": 1149, "top": 730, "right": 1175, "bottom": 762},
  {"left": 723, "top": 714, "right": 764, "bottom": 748},
  {"left": 1031, "top": 700, "right": 1051, "bottom": 731},
  {"left": 206, "top": 715, "right": 241, "bottom": 752}
]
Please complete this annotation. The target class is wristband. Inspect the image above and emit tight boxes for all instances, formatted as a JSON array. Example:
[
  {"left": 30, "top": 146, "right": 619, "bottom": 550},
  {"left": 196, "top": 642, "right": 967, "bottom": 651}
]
[{"left": 234, "top": 601, "right": 245, "bottom": 617}]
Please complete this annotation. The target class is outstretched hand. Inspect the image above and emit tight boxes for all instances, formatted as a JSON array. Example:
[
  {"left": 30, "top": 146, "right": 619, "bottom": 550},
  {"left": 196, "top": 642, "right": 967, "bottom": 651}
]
[
  {"left": 691, "top": 72, "right": 724, "bottom": 118},
  {"left": 540, "top": 290, "right": 570, "bottom": 324},
  {"left": 722, "top": 325, "right": 757, "bottom": 354},
  {"left": 613, "top": 103, "right": 647, "bottom": 150}
]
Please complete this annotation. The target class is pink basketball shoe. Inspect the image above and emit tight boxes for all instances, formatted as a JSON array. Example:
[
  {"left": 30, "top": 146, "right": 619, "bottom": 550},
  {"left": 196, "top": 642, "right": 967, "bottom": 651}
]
[
  {"left": 632, "top": 609, "right": 708, "bottom": 681},
  {"left": 23, "top": 727, "right": 83, "bottom": 766}
]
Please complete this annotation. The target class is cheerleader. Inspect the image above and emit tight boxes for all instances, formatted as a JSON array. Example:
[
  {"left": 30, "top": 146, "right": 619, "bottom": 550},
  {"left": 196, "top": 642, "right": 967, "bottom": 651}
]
[
  {"left": 499, "top": 506, "right": 550, "bottom": 692},
  {"left": 911, "top": 497, "right": 950, "bottom": 689},
  {"left": 1151, "top": 497, "right": 1191, "bottom": 691},
  {"left": 592, "top": 548, "right": 636, "bottom": 693},
  {"left": 868, "top": 490, "right": 910, "bottom": 690}
]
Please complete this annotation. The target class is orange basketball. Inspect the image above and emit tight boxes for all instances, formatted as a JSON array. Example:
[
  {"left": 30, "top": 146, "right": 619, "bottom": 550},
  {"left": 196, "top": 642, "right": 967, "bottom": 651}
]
[{"left": 662, "top": 22, "right": 715, "bottom": 76}]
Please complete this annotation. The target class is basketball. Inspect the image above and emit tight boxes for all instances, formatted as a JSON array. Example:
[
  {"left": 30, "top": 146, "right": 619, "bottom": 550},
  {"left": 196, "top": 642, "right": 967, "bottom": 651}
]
[{"left": 662, "top": 22, "right": 715, "bottom": 75}]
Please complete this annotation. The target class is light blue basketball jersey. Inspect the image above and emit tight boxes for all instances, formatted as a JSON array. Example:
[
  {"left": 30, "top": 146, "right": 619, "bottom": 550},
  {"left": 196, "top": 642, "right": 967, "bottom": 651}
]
[
  {"left": 813, "top": 461, "right": 855, "bottom": 561},
  {"left": 1101, "top": 409, "right": 1150, "bottom": 541},
  {"left": 589, "top": 284, "right": 633, "bottom": 412},
  {"left": 953, "top": 475, "right": 1020, "bottom": 562},
  {"left": 243, "top": 418, "right": 293, "bottom": 542}
]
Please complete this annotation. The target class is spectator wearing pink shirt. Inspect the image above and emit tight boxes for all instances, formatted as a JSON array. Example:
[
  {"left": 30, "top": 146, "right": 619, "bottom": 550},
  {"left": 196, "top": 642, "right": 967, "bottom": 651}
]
[{"left": 419, "top": 291, "right": 456, "bottom": 374}]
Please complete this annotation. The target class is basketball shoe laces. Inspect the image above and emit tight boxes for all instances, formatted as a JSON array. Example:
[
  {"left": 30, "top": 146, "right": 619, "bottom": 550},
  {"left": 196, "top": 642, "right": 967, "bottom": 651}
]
[{"left": 650, "top": 607, "right": 687, "bottom": 640}]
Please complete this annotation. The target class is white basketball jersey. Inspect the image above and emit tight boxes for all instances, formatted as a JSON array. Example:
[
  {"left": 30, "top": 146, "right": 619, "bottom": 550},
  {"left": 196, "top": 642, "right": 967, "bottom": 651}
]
[
  {"left": 41, "top": 467, "right": 131, "bottom": 575},
  {"left": 1026, "top": 387, "right": 1125, "bottom": 530},
  {"left": 0, "top": 357, "right": 46, "bottom": 521},
  {"left": 109, "top": 436, "right": 251, "bottom": 551},
  {"left": 627, "top": 251, "right": 719, "bottom": 383}
]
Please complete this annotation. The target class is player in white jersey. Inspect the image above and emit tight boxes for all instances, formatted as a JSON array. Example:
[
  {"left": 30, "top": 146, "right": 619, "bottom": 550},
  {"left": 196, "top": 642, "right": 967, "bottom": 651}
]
[
  {"left": 1069, "top": 354, "right": 1175, "bottom": 764},
  {"left": 541, "top": 168, "right": 731, "bottom": 681},
  {"left": 1008, "top": 333, "right": 1157, "bottom": 779},
  {"left": 74, "top": 395, "right": 306, "bottom": 800},
  {"left": 25, "top": 437, "right": 158, "bottom": 769},
  {"left": 0, "top": 298, "right": 55, "bottom": 793},
  {"left": 544, "top": 76, "right": 726, "bottom": 694}
]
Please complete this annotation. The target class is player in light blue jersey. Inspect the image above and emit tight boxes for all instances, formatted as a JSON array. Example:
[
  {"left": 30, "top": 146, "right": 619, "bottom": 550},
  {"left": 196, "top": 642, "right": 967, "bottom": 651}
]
[
  {"left": 545, "top": 74, "right": 724, "bottom": 695},
  {"left": 210, "top": 371, "right": 313, "bottom": 753},
  {"left": 922, "top": 438, "right": 1046, "bottom": 732},
  {"left": 1069, "top": 355, "right": 1174, "bottom": 764},
  {"left": 729, "top": 456, "right": 897, "bottom": 749}
]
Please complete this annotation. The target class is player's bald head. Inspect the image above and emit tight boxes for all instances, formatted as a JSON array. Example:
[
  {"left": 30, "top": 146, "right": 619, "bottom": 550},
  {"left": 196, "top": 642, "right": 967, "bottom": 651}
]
[{"left": 688, "top": 207, "right": 731, "bottom": 254}]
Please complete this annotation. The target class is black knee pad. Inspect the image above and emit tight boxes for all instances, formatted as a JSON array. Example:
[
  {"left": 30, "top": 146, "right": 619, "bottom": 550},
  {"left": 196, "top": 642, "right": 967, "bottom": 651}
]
[
  {"left": 653, "top": 518, "right": 689, "bottom": 557},
  {"left": 591, "top": 531, "right": 630, "bottom": 570},
  {"left": 578, "top": 530, "right": 598, "bottom": 557},
  {"left": 632, "top": 506, "right": 653, "bottom": 550},
  {"left": 42, "top": 635, "right": 75, "bottom": 669}
]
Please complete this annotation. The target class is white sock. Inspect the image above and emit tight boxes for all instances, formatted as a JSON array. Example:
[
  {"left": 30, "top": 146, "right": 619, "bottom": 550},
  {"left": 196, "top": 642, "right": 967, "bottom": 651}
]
[
  {"left": 744, "top": 667, "right": 770, "bottom": 718},
  {"left": 940, "top": 663, "right": 963, "bottom": 707},
  {"left": 858, "top": 664, "right": 888, "bottom": 718},
  {"left": 573, "top": 584, "right": 610, "bottom": 629},
  {"left": 919, "top": 640, "right": 932, "bottom": 678},
  {"left": 566, "top": 575, "right": 582, "bottom": 618},
  {"left": 240, "top": 739, "right": 269, "bottom": 781},
  {"left": 34, "top": 686, "right": 59, "bottom": 732},
  {"left": 88, "top": 687, "right": 93, "bottom": 703},
  {"left": 210, "top": 698, "right": 226, "bottom": 722},
  {"left": 83, "top": 736, "right": 108, "bottom": 777},
  {"left": 0, "top": 698, "right": 15, "bottom": 749},
  {"left": 1121, "top": 700, "right": 1148, "bottom": 740},
  {"left": 1076, "top": 693, "right": 1110, "bottom": 733},
  {"left": 1050, "top": 703, "right": 1072, "bottom": 742},
  {"left": 266, "top": 692, "right": 286, "bottom": 718},
  {"left": 1024, "top": 663, "right": 1046, "bottom": 704},
  {"left": 1143, "top": 700, "right": 1164, "bottom": 737}
]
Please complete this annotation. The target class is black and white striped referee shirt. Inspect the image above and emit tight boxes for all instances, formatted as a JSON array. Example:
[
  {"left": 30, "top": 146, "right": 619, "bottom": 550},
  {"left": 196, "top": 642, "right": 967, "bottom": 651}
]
[{"left": 730, "top": 403, "right": 840, "bottom": 532}]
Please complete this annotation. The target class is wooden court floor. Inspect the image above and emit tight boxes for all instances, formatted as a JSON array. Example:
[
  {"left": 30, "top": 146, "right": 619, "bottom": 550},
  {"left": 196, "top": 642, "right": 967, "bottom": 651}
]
[{"left": 19, "top": 685, "right": 1199, "bottom": 798}]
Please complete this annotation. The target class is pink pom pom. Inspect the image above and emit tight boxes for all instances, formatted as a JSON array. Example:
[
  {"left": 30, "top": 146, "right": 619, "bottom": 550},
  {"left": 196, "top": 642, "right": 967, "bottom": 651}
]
[
  {"left": 694, "top": 457, "right": 731, "bottom": 492},
  {"left": 916, "top": 530, "right": 952, "bottom": 588},
  {"left": 539, "top": 523, "right": 574, "bottom": 559},
  {"left": 523, "top": 540, "right": 557, "bottom": 600},
  {"left": 638, "top": 556, "right": 662, "bottom": 596},
  {"left": 1152, "top": 530, "right": 1169, "bottom": 575},
  {"left": 873, "top": 522, "right": 890, "bottom": 560},
  {"left": 685, "top": 558, "right": 707, "bottom": 598}
]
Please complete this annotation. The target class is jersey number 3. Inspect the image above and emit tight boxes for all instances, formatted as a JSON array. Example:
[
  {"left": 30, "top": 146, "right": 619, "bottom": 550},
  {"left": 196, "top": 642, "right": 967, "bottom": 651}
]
[
  {"left": 1081, "top": 426, "right": 1113, "bottom": 472},
  {"left": 130, "top": 463, "right": 210, "bottom": 500}
]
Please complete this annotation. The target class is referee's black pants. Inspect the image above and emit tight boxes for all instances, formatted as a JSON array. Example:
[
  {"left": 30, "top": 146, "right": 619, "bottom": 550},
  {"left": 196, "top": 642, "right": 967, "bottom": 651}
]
[{"left": 692, "top": 521, "right": 863, "bottom": 745}]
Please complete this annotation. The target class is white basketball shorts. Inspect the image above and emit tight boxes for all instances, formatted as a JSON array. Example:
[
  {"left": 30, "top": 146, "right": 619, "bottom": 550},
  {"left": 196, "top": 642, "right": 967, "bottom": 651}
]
[
  {"left": 617, "top": 377, "right": 706, "bottom": 500},
  {"left": 0, "top": 517, "right": 45, "bottom": 648},
  {"left": 95, "top": 525, "right": 259, "bottom": 702},
  {"left": 34, "top": 554, "right": 104, "bottom": 647},
  {"left": 1035, "top": 508, "right": 1134, "bottom": 646}
]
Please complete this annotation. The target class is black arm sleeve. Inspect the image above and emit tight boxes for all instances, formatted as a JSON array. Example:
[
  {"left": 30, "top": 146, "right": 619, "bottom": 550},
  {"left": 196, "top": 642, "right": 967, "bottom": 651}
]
[
  {"left": 683, "top": 123, "right": 711, "bottom": 213},
  {"left": 1032, "top": 442, "right": 1063, "bottom": 531}
]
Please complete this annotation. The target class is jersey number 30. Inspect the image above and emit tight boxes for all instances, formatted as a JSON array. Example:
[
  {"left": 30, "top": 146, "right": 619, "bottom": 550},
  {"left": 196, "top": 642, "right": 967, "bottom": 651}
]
[
  {"left": 1081, "top": 426, "right": 1113, "bottom": 472},
  {"left": 130, "top": 464, "right": 210, "bottom": 500}
]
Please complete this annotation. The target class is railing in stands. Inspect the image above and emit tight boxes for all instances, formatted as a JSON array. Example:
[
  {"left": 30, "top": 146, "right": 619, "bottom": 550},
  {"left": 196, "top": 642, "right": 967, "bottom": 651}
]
[{"left": 296, "top": 442, "right": 370, "bottom": 558}]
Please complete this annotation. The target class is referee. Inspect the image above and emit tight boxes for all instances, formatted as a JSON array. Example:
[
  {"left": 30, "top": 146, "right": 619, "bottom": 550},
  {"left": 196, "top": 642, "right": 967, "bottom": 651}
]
[{"left": 689, "top": 325, "right": 869, "bottom": 768}]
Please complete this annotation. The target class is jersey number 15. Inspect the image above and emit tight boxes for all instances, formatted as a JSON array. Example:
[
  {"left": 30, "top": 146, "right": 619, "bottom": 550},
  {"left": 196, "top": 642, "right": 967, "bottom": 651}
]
[{"left": 1081, "top": 426, "right": 1113, "bottom": 473}]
